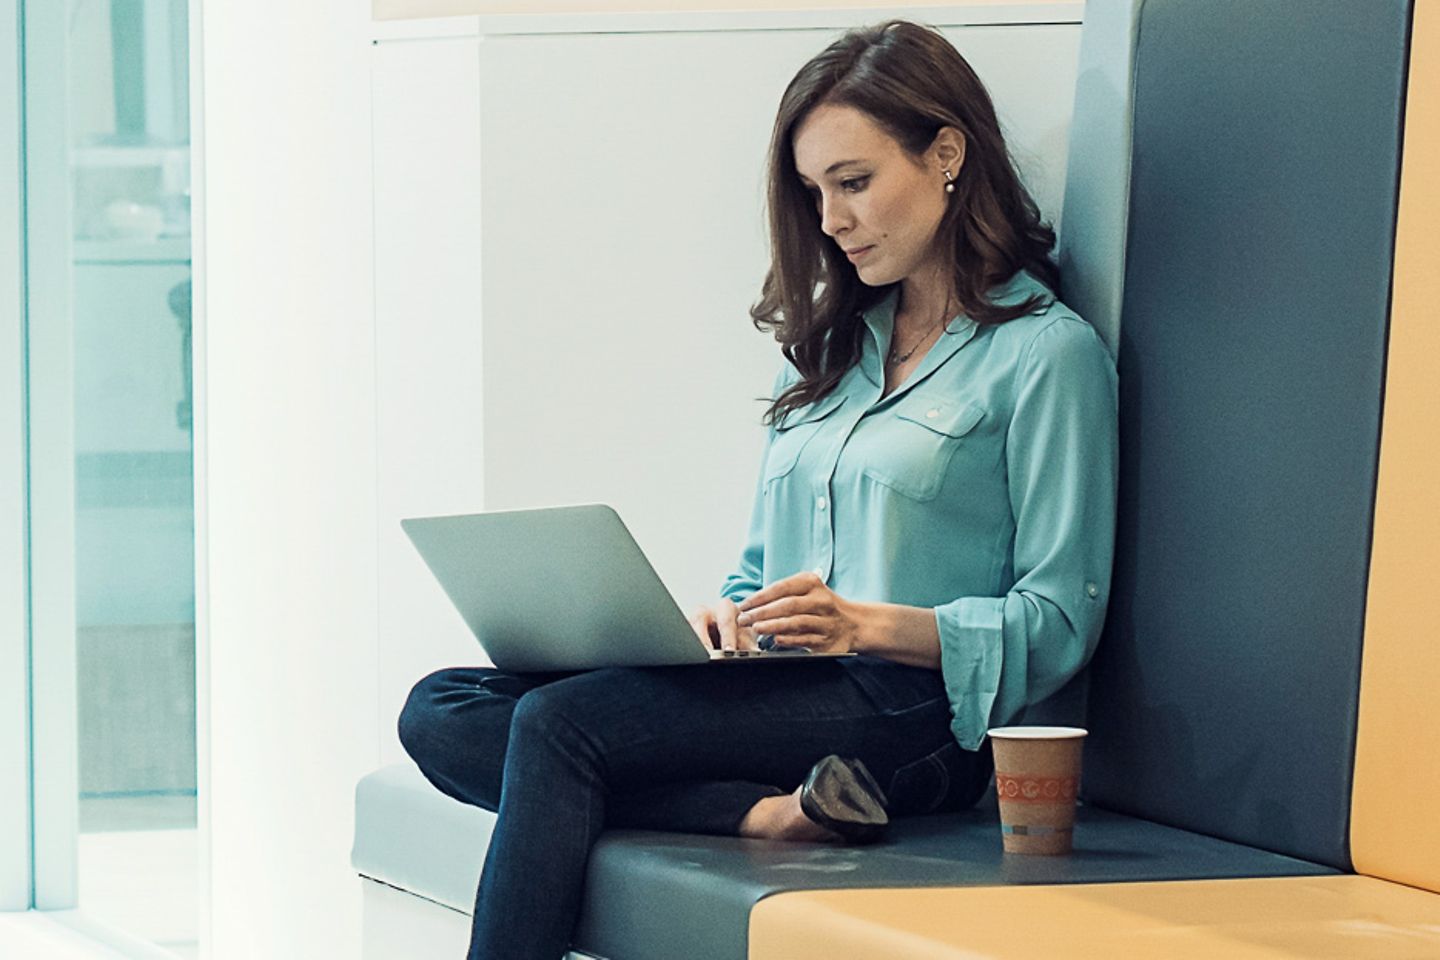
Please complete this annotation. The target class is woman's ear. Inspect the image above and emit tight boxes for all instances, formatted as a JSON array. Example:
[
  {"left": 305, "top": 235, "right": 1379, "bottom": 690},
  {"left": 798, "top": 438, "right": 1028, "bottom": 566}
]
[{"left": 931, "top": 126, "right": 966, "bottom": 177}]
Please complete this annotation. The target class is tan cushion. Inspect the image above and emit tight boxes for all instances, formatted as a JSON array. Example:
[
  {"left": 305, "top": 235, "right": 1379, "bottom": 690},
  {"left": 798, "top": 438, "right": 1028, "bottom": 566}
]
[{"left": 749, "top": 876, "right": 1440, "bottom": 959}]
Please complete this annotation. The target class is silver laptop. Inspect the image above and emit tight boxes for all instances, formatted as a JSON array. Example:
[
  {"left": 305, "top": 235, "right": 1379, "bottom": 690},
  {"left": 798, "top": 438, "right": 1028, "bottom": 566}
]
[{"left": 401, "top": 504, "right": 854, "bottom": 672}]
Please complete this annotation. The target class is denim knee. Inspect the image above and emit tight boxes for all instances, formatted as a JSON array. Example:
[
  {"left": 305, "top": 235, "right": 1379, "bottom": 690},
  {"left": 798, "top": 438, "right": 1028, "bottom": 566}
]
[
  {"left": 397, "top": 668, "right": 454, "bottom": 772},
  {"left": 506, "top": 683, "right": 597, "bottom": 769}
]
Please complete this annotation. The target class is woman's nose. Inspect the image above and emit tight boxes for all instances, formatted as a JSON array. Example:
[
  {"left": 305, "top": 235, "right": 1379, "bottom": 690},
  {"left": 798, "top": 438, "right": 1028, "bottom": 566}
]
[{"left": 819, "top": 196, "right": 852, "bottom": 237}]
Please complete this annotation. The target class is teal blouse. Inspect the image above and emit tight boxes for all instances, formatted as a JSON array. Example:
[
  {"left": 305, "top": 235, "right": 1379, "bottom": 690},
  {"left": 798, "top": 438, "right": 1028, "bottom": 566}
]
[{"left": 719, "top": 269, "right": 1119, "bottom": 751}]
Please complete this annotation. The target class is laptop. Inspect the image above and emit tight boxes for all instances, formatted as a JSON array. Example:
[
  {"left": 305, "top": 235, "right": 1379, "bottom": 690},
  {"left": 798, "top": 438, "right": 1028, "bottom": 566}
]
[{"left": 401, "top": 504, "right": 855, "bottom": 672}]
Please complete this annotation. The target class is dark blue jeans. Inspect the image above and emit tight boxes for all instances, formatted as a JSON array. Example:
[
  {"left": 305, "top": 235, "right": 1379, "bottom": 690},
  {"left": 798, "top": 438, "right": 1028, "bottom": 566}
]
[{"left": 398, "top": 656, "right": 992, "bottom": 960}]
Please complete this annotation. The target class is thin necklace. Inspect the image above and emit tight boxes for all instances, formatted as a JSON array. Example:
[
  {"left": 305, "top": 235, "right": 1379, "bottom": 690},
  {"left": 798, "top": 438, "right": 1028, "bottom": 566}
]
[{"left": 887, "top": 301, "right": 954, "bottom": 366}]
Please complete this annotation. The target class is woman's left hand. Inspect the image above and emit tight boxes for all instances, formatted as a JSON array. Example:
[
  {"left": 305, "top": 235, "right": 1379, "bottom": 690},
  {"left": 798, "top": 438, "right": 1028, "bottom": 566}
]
[{"left": 735, "top": 572, "right": 867, "bottom": 653}]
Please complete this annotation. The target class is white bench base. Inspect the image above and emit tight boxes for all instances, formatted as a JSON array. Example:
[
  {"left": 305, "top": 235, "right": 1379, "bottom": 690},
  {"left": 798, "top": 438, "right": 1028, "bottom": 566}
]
[{"left": 360, "top": 877, "right": 605, "bottom": 960}]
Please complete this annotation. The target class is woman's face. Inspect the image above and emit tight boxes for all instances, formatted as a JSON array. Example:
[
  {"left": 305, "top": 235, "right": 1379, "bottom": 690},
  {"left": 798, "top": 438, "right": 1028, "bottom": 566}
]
[{"left": 792, "top": 103, "right": 957, "bottom": 289}]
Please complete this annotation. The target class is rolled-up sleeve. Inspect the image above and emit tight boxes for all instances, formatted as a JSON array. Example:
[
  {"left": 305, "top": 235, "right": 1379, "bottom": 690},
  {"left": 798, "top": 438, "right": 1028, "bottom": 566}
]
[{"left": 934, "top": 317, "right": 1119, "bottom": 749}]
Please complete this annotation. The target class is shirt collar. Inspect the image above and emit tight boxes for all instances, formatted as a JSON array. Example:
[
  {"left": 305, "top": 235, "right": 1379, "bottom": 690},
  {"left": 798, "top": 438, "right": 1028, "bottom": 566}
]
[{"left": 857, "top": 268, "right": 1055, "bottom": 396}]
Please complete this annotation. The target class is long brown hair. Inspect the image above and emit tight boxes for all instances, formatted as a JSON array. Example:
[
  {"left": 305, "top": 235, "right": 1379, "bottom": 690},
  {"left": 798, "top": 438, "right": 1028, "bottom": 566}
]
[{"left": 754, "top": 19, "right": 1060, "bottom": 426}]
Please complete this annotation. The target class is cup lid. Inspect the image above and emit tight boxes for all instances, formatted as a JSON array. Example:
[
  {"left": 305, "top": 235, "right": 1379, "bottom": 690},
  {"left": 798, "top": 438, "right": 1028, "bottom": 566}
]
[{"left": 986, "top": 725, "right": 1088, "bottom": 739}]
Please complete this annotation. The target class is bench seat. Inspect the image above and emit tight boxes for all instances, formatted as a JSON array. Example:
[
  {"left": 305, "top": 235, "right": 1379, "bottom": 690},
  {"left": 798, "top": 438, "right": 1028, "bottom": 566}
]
[
  {"left": 749, "top": 875, "right": 1440, "bottom": 959},
  {"left": 352, "top": 763, "right": 1336, "bottom": 960}
]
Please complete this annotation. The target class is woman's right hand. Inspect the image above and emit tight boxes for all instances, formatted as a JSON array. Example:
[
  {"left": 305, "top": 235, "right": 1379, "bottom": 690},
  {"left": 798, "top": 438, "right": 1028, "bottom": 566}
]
[{"left": 689, "top": 599, "right": 762, "bottom": 652}]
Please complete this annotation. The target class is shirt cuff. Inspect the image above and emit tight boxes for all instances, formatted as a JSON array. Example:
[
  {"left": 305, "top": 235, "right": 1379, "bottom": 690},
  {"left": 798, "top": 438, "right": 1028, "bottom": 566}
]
[{"left": 934, "top": 597, "right": 1010, "bottom": 750}]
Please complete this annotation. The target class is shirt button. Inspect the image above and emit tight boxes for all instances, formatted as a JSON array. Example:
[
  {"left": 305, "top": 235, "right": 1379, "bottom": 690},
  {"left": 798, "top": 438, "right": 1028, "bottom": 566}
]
[
  {"left": 926, "top": 408, "right": 940, "bottom": 419},
  {"left": 1086, "top": 582, "right": 1099, "bottom": 598},
  {"left": 817, "top": 496, "right": 828, "bottom": 511}
]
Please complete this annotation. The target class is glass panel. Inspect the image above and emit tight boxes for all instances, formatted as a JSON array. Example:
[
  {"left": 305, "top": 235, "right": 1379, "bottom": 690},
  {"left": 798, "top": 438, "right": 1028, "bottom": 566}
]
[{"left": 26, "top": 0, "right": 196, "bottom": 950}]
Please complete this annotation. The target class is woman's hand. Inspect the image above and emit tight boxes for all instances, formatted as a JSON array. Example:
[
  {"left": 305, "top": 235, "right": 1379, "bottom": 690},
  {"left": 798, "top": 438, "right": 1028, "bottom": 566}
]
[
  {"left": 688, "top": 599, "right": 762, "bottom": 652},
  {"left": 735, "top": 572, "right": 868, "bottom": 654}
]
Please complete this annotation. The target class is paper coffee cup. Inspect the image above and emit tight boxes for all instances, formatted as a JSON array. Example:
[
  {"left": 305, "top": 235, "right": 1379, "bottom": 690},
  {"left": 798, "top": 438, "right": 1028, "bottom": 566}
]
[{"left": 987, "top": 726, "right": 1086, "bottom": 855}]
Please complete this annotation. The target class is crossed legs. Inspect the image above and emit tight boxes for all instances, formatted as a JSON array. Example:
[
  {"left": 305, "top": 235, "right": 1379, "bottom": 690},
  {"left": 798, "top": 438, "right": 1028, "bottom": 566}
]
[{"left": 399, "top": 660, "right": 985, "bottom": 960}]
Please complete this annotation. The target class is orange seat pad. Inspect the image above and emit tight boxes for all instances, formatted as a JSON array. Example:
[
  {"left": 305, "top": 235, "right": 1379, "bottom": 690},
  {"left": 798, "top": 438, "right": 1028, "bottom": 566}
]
[{"left": 749, "top": 876, "right": 1440, "bottom": 959}]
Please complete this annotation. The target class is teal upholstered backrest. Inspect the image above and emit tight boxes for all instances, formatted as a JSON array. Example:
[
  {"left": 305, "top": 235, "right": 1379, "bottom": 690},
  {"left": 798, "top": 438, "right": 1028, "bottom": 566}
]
[{"left": 1073, "top": 0, "right": 1413, "bottom": 870}]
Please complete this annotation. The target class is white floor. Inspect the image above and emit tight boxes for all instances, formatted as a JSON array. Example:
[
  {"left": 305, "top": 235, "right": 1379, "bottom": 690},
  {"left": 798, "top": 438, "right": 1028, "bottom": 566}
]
[
  {"left": 0, "top": 826, "right": 201, "bottom": 959},
  {"left": 78, "top": 828, "right": 198, "bottom": 958},
  {"left": 0, "top": 909, "right": 177, "bottom": 960}
]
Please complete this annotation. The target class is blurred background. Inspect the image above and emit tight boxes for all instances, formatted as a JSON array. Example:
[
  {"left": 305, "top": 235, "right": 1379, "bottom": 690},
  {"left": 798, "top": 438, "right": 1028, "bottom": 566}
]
[{"left": 54, "top": 0, "right": 195, "bottom": 953}]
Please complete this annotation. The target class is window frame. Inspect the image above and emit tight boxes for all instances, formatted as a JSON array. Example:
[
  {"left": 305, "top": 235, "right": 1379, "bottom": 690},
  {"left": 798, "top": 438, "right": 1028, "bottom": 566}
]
[
  {"left": 1, "top": 0, "right": 32, "bottom": 911},
  {"left": 9, "top": 0, "right": 81, "bottom": 913}
]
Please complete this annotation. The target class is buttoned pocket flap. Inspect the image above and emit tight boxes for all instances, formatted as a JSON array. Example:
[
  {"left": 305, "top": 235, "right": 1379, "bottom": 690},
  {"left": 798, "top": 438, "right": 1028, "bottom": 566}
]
[{"left": 895, "top": 399, "right": 985, "bottom": 438}]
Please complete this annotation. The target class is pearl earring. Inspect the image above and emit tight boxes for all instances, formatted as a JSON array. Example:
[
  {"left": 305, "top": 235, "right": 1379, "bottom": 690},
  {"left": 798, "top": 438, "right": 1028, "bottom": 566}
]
[{"left": 944, "top": 169, "right": 955, "bottom": 194}]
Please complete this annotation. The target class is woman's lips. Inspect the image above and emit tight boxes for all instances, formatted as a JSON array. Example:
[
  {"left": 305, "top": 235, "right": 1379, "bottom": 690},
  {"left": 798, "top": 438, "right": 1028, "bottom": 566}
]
[{"left": 846, "top": 245, "right": 874, "bottom": 262}]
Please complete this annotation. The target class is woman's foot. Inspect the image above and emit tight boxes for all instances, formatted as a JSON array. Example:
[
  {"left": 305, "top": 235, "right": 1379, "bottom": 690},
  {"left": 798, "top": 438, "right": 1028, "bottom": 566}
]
[
  {"left": 739, "top": 755, "right": 889, "bottom": 843},
  {"left": 739, "top": 787, "right": 843, "bottom": 842}
]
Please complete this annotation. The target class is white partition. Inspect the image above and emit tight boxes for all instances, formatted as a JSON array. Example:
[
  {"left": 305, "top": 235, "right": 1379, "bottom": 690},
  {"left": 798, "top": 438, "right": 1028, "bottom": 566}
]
[
  {"left": 371, "top": 7, "right": 1081, "bottom": 764},
  {"left": 198, "top": 1, "right": 380, "bottom": 957}
]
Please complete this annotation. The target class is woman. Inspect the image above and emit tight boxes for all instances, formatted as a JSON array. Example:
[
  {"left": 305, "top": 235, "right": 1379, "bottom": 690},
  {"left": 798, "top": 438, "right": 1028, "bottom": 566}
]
[{"left": 398, "top": 18, "right": 1116, "bottom": 960}]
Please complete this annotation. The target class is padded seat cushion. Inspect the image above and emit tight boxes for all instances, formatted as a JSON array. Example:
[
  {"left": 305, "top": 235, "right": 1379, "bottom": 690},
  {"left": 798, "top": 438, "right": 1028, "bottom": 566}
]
[
  {"left": 354, "top": 763, "right": 1334, "bottom": 960},
  {"left": 352, "top": 761, "right": 498, "bottom": 911},
  {"left": 748, "top": 875, "right": 1440, "bottom": 959}
]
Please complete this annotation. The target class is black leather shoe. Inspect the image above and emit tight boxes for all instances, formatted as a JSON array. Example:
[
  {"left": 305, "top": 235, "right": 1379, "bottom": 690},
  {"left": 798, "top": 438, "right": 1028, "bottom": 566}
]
[{"left": 798, "top": 755, "right": 889, "bottom": 844}]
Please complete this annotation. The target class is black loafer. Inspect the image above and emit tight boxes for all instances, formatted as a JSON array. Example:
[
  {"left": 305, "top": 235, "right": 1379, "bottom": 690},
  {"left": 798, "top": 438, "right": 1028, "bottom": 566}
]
[{"left": 798, "top": 755, "right": 890, "bottom": 844}]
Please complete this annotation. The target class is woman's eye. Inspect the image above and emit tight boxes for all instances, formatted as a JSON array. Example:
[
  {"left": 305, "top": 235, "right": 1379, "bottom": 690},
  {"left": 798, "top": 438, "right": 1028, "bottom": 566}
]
[{"left": 841, "top": 176, "right": 869, "bottom": 193}]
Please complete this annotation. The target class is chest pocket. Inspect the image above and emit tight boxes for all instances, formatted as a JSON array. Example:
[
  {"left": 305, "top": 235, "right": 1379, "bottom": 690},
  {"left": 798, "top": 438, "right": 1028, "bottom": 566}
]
[
  {"left": 763, "top": 392, "right": 847, "bottom": 484},
  {"left": 862, "top": 396, "right": 987, "bottom": 501}
]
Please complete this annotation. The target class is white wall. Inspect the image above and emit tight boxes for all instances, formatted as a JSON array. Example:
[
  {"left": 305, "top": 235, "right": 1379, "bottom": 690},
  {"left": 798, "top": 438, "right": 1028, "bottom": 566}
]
[
  {"left": 194, "top": 0, "right": 378, "bottom": 956},
  {"left": 371, "top": 36, "right": 488, "bottom": 768}
]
